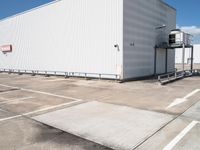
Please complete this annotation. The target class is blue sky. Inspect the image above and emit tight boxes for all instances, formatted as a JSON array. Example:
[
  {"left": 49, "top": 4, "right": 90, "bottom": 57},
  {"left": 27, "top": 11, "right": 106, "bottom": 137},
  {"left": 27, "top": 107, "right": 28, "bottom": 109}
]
[
  {"left": 165, "top": 0, "right": 200, "bottom": 43},
  {"left": 0, "top": 0, "right": 54, "bottom": 19},
  {"left": 0, "top": 0, "right": 199, "bottom": 43},
  {"left": 164, "top": 0, "right": 199, "bottom": 26}
]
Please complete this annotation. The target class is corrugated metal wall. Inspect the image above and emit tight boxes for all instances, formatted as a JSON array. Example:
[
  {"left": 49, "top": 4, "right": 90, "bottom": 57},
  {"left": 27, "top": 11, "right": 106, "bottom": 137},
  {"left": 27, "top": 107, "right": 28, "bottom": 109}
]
[
  {"left": 0, "top": 0, "right": 176, "bottom": 80},
  {"left": 0, "top": 0, "right": 123, "bottom": 79},
  {"left": 176, "top": 45, "right": 200, "bottom": 64},
  {"left": 123, "top": 0, "right": 176, "bottom": 78}
]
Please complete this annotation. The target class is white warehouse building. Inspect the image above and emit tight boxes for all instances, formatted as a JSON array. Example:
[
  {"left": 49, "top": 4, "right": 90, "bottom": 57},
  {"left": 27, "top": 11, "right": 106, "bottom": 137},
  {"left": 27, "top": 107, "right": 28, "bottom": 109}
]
[{"left": 0, "top": 0, "right": 176, "bottom": 80}]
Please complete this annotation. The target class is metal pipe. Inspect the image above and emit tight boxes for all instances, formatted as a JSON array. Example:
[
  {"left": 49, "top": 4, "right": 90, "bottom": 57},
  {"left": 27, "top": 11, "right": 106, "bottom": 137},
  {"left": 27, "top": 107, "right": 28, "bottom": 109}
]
[
  {"left": 154, "top": 47, "right": 157, "bottom": 75},
  {"left": 165, "top": 48, "right": 168, "bottom": 73},
  {"left": 182, "top": 43, "right": 185, "bottom": 71},
  {"left": 191, "top": 46, "right": 194, "bottom": 71}
]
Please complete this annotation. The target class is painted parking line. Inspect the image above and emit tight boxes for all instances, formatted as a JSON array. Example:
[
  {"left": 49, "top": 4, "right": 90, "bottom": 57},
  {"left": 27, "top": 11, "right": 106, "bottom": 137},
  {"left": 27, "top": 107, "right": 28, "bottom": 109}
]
[
  {"left": 0, "top": 83, "right": 84, "bottom": 102},
  {"left": 0, "top": 96, "right": 34, "bottom": 105},
  {"left": 0, "top": 115, "right": 22, "bottom": 122},
  {"left": 0, "top": 83, "right": 86, "bottom": 122},
  {"left": 163, "top": 120, "right": 200, "bottom": 150},
  {"left": 0, "top": 100, "right": 83, "bottom": 122},
  {"left": 166, "top": 89, "right": 200, "bottom": 109},
  {"left": 184, "top": 89, "right": 200, "bottom": 99},
  {"left": 0, "top": 89, "right": 20, "bottom": 95},
  {"left": 0, "top": 84, "right": 20, "bottom": 90},
  {"left": 0, "top": 97, "right": 9, "bottom": 101},
  {"left": 0, "top": 91, "right": 17, "bottom": 95},
  {"left": 24, "top": 100, "right": 83, "bottom": 115},
  {"left": 44, "top": 79, "right": 67, "bottom": 82}
]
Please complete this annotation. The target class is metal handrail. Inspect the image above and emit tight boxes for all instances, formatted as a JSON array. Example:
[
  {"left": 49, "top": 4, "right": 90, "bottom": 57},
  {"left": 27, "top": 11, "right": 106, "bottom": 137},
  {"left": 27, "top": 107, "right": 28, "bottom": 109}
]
[{"left": 158, "top": 69, "right": 200, "bottom": 85}]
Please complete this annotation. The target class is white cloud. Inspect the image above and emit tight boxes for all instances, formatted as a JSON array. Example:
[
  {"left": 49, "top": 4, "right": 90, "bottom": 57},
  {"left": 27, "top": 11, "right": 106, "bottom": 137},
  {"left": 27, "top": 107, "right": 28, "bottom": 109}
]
[{"left": 176, "top": 25, "right": 200, "bottom": 35}]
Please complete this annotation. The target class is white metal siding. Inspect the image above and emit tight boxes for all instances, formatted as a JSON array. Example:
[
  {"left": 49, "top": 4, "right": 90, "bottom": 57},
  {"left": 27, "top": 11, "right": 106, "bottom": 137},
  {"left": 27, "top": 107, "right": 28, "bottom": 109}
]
[
  {"left": 123, "top": 0, "right": 176, "bottom": 78},
  {"left": 167, "top": 49, "right": 175, "bottom": 72},
  {"left": 156, "top": 48, "right": 166, "bottom": 74},
  {"left": 165, "top": 4, "right": 176, "bottom": 73},
  {"left": 175, "top": 45, "right": 200, "bottom": 64},
  {"left": 0, "top": 0, "right": 123, "bottom": 79},
  {"left": 191, "top": 45, "right": 200, "bottom": 64}
]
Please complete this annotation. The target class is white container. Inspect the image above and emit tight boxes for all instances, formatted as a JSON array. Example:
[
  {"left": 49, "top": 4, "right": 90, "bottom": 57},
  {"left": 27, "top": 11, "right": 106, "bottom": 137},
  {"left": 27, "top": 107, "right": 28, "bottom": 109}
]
[{"left": 169, "top": 29, "right": 191, "bottom": 46}]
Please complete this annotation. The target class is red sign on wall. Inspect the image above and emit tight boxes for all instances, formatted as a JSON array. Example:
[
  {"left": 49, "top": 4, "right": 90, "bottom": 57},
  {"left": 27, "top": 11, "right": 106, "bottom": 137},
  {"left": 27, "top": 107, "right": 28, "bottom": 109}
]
[{"left": 0, "top": 45, "right": 12, "bottom": 52}]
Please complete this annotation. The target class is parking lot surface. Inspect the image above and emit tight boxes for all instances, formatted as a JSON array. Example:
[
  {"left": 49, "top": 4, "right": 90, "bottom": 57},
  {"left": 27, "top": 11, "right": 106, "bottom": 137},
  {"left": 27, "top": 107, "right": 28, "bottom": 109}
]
[{"left": 0, "top": 72, "right": 199, "bottom": 150}]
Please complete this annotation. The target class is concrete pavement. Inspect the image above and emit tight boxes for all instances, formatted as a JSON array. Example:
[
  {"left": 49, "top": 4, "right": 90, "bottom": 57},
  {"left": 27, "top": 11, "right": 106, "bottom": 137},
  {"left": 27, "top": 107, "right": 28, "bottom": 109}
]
[{"left": 0, "top": 73, "right": 199, "bottom": 149}]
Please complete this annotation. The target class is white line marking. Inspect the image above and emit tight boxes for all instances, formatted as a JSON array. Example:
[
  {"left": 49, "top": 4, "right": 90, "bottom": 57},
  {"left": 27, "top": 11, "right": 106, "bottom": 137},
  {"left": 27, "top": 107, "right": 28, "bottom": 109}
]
[
  {"left": 22, "top": 88, "right": 83, "bottom": 101},
  {"left": 0, "top": 115, "right": 22, "bottom": 122},
  {"left": 163, "top": 121, "right": 199, "bottom": 150},
  {"left": 166, "top": 89, "right": 200, "bottom": 109},
  {"left": 0, "top": 97, "right": 34, "bottom": 105},
  {"left": 166, "top": 98, "right": 188, "bottom": 109},
  {"left": 0, "top": 84, "right": 19, "bottom": 90},
  {"left": 0, "top": 97, "right": 9, "bottom": 101},
  {"left": 0, "top": 90, "right": 19, "bottom": 95},
  {"left": 44, "top": 79, "right": 67, "bottom": 82},
  {"left": 13, "top": 96, "right": 34, "bottom": 101},
  {"left": 0, "top": 83, "right": 84, "bottom": 102},
  {"left": 0, "top": 83, "right": 86, "bottom": 122},
  {"left": 0, "top": 100, "right": 83, "bottom": 122},
  {"left": 183, "top": 89, "right": 200, "bottom": 99},
  {"left": 24, "top": 100, "right": 82, "bottom": 115},
  {"left": 0, "top": 91, "right": 10, "bottom": 95}
]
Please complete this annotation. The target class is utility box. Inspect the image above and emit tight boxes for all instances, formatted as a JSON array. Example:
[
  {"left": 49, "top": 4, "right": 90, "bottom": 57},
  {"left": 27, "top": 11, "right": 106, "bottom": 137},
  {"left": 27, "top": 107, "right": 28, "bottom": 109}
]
[{"left": 169, "top": 29, "right": 191, "bottom": 46}]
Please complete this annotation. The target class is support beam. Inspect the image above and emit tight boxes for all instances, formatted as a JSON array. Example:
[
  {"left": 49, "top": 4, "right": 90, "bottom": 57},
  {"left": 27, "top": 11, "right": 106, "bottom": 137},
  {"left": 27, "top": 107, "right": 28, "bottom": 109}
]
[
  {"left": 182, "top": 43, "right": 185, "bottom": 71},
  {"left": 165, "top": 48, "right": 168, "bottom": 73},
  {"left": 191, "top": 46, "right": 194, "bottom": 71},
  {"left": 154, "top": 47, "right": 157, "bottom": 75}
]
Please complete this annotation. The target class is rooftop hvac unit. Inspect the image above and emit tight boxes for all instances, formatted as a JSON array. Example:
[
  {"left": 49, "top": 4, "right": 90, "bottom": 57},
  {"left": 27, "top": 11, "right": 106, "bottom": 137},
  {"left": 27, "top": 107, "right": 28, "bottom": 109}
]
[{"left": 169, "top": 29, "right": 191, "bottom": 47}]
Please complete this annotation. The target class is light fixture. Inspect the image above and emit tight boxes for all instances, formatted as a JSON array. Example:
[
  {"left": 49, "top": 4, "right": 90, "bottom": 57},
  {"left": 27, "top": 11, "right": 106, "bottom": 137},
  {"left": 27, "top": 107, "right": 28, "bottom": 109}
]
[{"left": 155, "top": 24, "right": 166, "bottom": 30}]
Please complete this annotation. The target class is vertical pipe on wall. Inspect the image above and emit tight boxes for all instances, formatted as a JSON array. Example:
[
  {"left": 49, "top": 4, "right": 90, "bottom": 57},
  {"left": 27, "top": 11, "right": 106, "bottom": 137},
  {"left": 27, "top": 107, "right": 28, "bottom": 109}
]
[
  {"left": 165, "top": 48, "right": 168, "bottom": 73},
  {"left": 182, "top": 43, "right": 185, "bottom": 71},
  {"left": 191, "top": 46, "right": 194, "bottom": 71},
  {"left": 154, "top": 47, "right": 157, "bottom": 75}
]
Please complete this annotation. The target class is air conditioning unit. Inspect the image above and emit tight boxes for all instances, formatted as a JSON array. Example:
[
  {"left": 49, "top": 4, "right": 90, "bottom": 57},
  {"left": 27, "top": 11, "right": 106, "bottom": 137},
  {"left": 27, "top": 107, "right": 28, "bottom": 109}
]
[{"left": 169, "top": 29, "right": 191, "bottom": 47}]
